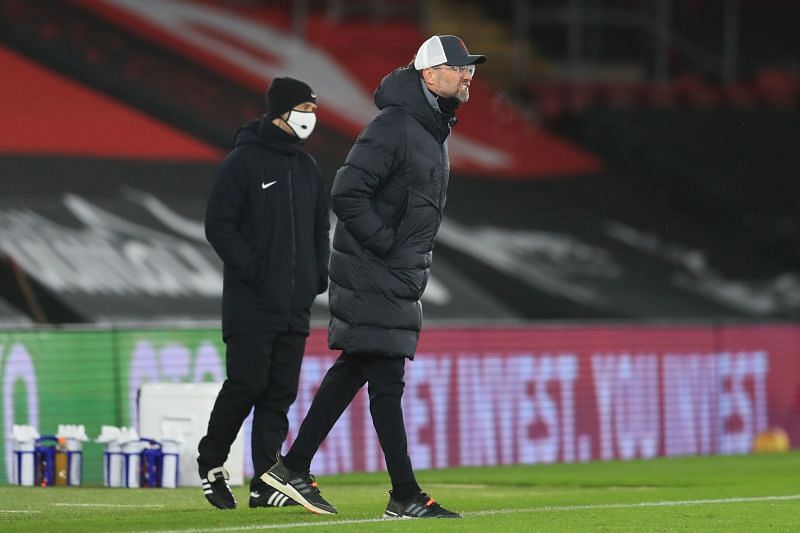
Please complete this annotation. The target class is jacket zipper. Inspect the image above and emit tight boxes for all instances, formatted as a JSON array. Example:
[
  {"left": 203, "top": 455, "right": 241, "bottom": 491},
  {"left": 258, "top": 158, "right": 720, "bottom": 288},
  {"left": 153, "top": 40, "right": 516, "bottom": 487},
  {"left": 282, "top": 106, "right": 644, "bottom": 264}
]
[
  {"left": 288, "top": 158, "right": 296, "bottom": 330},
  {"left": 438, "top": 142, "right": 447, "bottom": 211},
  {"left": 430, "top": 142, "right": 447, "bottom": 248}
]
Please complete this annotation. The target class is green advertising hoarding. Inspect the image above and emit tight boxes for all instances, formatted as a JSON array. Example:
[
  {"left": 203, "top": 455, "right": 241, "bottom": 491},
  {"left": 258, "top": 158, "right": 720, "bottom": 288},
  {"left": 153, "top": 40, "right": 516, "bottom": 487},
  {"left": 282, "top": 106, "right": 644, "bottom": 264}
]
[{"left": 0, "top": 327, "right": 225, "bottom": 484}]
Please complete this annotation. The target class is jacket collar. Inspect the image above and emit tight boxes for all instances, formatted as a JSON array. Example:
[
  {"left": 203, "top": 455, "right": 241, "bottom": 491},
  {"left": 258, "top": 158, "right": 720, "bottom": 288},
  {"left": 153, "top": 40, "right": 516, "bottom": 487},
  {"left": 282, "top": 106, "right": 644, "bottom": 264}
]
[
  {"left": 233, "top": 116, "right": 303, "bottom": 155},
  {"left": 374, "top": 67, "right": 453, "bottom": 143}
]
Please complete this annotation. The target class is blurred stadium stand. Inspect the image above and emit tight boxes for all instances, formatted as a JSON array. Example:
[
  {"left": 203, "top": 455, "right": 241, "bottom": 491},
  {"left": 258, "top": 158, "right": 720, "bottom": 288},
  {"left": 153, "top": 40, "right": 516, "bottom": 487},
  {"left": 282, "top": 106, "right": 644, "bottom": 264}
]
[{"left": 0, "top": 0, "right": 798, "bottom": 325}]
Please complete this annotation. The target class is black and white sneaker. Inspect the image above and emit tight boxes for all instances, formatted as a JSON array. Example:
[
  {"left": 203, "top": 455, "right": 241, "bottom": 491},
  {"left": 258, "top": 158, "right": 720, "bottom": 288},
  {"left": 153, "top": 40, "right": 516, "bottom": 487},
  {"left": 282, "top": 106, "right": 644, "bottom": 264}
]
[
  {"left": 249, "top": 484, "right": 301, "bottom": 508},
  {"left": 383, "top": 491, "right": 461, "bottom": 519},
  {"left": 200, "top": 466, "right": 236, "bottom": 509},
  {"left": 260, "top": 457, "right": 337, "bottom": 515}
]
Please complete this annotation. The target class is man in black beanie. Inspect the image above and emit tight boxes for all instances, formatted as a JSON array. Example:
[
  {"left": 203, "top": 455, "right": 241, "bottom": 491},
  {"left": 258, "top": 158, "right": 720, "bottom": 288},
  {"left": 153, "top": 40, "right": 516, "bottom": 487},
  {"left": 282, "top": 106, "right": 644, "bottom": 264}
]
[{"left": 197, "top": 76, "right": 330, "bottom": 510}]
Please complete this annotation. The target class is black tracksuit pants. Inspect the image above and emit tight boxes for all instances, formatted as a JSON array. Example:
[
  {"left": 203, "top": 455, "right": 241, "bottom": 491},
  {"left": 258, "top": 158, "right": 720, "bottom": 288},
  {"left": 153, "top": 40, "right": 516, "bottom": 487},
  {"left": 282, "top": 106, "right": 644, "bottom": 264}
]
[
  {"left": 198, "top": 331, "right": 305, "bottom": 490},
  {"left": 284, "top": 351, "right": 420, "bottom": 500}
]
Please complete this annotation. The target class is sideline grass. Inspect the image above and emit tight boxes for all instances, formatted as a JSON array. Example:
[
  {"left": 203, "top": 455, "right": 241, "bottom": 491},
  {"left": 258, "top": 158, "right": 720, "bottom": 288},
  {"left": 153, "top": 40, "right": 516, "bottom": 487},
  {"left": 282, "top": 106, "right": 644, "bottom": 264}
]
[{"left": 0, "top": 452, "right": 798, "bottom": 532}]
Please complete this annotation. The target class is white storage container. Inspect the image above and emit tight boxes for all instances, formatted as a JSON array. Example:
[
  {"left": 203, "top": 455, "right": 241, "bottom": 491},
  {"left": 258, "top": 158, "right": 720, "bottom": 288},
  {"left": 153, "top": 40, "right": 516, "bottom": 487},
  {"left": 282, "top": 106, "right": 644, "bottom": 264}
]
[{"left": 138, "top": 383, "right": 244, "bottom": 487}]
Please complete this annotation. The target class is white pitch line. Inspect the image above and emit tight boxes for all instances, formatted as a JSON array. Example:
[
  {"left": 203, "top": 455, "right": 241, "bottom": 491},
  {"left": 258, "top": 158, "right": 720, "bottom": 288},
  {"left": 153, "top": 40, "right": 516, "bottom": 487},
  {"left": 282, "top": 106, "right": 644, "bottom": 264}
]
[
  {"left": 53, "top": 503, "right": 166, "bottom": 508},
  {"left": 147, "top": 494, "right": 800, "bottom": 533},
  {"left": 151, "top": 517, "right": 390, "bottom": 533},
  {"left": 0, "top": 510, "right": 39, "bottom": 513},
  {"left": 467, "top": 494, "right": 800, "bottom": 517}
]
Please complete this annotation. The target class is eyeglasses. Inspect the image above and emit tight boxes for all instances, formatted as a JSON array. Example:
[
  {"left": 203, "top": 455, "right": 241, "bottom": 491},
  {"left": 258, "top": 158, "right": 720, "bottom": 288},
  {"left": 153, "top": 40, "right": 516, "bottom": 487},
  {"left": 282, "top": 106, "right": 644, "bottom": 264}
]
[{"left": 433, "top": 64, "right": 476, "bottom": 76}]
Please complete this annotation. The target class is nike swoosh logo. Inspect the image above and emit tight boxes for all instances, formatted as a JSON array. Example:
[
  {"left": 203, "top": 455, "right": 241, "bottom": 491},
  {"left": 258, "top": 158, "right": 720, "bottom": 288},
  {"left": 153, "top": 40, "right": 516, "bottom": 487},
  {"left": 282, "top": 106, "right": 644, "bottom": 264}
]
[{"left": 262, "top": 180, "right": 277, "bottom": 190}]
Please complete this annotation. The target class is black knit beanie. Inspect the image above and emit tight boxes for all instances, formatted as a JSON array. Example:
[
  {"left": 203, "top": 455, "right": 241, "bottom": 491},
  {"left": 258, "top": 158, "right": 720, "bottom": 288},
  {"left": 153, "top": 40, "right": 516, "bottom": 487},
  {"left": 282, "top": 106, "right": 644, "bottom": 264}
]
[{"left": 266, "top": 77, "right": 317, "bottom": 119}]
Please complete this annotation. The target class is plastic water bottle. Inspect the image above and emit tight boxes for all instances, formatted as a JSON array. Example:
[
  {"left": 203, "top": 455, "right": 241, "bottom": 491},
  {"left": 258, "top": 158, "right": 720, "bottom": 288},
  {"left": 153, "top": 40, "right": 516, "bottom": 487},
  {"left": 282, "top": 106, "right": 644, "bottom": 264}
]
[
  {"left": 160, "top": 439, "right": 180, "bottom": 488},
  {"left": 11, "top": 425, "right": 39, "bottom": 486},
  {"left": 123, "top": 439, "right": 143, "bottom": 488}
]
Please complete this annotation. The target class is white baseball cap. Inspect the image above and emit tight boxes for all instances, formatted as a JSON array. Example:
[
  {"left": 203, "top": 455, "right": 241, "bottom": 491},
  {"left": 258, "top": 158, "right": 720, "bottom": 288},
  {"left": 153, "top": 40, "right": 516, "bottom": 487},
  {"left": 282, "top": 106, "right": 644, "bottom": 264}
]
[{"left": 414, "top": 35, "right": 487, "bottom": 70}]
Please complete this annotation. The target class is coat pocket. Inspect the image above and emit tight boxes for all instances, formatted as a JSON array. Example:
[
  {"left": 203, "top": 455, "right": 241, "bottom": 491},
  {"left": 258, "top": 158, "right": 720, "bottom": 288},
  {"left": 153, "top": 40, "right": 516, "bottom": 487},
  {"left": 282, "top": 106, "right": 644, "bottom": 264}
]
[
  {"left": 389, "top": 192, "right": 410, "bottom": 230},
  {"left": 390, "top": 188, "right": 440, "bottom": 256}
]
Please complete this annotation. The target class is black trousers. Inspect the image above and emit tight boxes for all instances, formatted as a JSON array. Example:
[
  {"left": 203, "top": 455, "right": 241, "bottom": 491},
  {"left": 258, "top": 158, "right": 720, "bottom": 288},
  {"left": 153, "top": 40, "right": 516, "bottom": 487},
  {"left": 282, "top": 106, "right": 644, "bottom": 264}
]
[
  {"left": 285, "top": 351, "right": 418, "bottom": 492},
  {"left": 198, "top": 331, "right": 305, "bottom": 490}
]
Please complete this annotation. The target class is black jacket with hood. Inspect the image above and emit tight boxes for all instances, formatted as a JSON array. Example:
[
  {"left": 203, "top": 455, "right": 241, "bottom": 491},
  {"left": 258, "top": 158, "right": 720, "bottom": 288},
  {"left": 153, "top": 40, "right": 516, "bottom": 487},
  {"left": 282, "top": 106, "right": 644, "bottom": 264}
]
[
  {"left": 328, "top": 66, "right": 455, "bottom": 358},
  {"left": 205, "top": 117, "right": 330, "bottom": 339}
]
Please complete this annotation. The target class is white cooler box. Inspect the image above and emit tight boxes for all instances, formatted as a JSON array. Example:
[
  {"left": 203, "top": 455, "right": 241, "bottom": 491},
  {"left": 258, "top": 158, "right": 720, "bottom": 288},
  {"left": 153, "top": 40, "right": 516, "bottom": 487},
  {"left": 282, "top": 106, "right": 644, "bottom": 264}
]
[{"left": 138, "top": 383, "right": 244, "bottom": 487}]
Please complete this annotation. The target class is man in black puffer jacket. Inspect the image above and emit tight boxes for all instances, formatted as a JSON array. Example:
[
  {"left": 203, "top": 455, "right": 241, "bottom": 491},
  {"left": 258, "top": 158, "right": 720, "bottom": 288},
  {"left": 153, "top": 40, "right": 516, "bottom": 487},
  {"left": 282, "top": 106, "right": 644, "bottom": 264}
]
[
  {"left": 197, "top": 77, "right": 330, "bottom": 510},
  {"left": 262, "top": 36, "right": 485, "bottom": 519}
]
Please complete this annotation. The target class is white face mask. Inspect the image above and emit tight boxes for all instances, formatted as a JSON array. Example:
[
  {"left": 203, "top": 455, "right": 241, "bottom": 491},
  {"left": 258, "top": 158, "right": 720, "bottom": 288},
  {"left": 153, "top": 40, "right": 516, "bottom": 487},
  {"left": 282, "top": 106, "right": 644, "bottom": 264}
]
[{"left": 285, "top": 110, "right": 317, "bottom": 139}]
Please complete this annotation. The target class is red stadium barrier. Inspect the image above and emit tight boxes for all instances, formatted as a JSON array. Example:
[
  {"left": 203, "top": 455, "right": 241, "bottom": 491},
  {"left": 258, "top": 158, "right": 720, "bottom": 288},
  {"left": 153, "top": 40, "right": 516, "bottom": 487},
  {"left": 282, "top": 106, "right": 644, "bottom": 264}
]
[{"left": 251, "top": 324, "right": 800, "bottom": 476}]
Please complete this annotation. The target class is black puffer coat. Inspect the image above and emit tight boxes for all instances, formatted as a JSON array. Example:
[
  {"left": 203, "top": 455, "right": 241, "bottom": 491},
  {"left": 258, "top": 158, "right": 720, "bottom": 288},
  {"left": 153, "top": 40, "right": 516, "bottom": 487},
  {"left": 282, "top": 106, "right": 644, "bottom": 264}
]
[{"left": 328, "top": 67, "right": 455, "bottom": 358}]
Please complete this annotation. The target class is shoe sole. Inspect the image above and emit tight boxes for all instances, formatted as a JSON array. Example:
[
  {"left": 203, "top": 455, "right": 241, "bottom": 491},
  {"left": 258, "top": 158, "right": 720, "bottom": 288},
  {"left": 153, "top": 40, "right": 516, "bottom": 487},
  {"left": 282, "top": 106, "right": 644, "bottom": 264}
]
[
  {"left": 260, "top": 471, "right": 336, "bottom": 515},
  {"left": 382, "top": 514, "right": 461, "bottom": 519},
  {"left": 204, "top": 496, "right": 236, "bottom": 510},
  {"left": 382, "top": 510, "right": 462, "bottom": 519}
]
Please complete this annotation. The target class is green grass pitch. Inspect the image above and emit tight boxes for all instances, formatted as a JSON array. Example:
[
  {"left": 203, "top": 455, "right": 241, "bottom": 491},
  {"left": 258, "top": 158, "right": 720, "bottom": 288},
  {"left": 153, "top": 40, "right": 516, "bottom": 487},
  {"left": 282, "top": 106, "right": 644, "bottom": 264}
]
[{"left": 1, "top": 452, "right": 798, "bottom": 532}]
